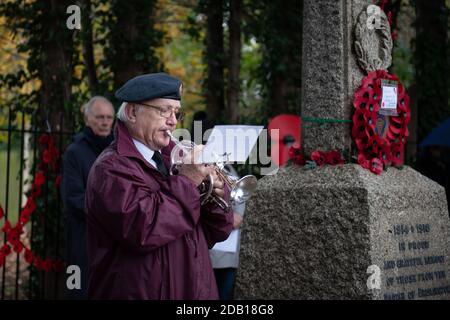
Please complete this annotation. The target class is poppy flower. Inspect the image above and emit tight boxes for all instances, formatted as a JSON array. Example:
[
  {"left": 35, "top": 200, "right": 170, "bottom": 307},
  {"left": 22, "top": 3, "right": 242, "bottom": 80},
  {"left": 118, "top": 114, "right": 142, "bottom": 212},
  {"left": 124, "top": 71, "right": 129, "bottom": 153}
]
[
  {"left": 1, "top": 220, "right": 12, "bottom": 233},
  {"left": 288, "top": 147, "right": 305, "bottom": 166},
  {"left": 352, "top": 122, "right": 368, "bottom": 139},
  {"left": 42, "top": 150, "right": 51, "bottom": 164},
  {"left": 397, "top": 92, "right": 410, "bottom": 113},
  {"left": 369, "top": 135, "right": 383, "bottom": 154},
  {"left": 24, "top": 197, "right": 36, "bottom": 213},
  {"left": 378, "top": 142, "right": 392, "bottom": 166},
  {"left": 19, "top": 211, "right": 31, "bottom": 226},
  {"left": 33, "top": 257, "right": 43, "bottom": 270},
  {"left": 13, "top": 242, "right": 23, "bottom": 254},
  {"left": 38, "top": 134, "right": 49, "bottom": 145},
  {"left": 355, "top": 136, "right": 370, "bottom": 151},
  {"left": 352, "top": 108, "right": 366, "bottom": 125},
  {"left": 24, "top": 248, "right": 34, "bottom": 264},
  {"left": 399, "top": 125, "right": 409, "bottom": 138},
  {"left": 311, "top": 151, "right": 326, "bottom": 166},
  {"left": 0, "top": 205, "right": 4, "bottom": 219},
  {"left": 34, "top": 171, "right": 45, "bottom": 186},
  {"left": 353, "top": 94, "right": 369, "bottom": 109},
  {"left": 30, "top": 184, "right": 41, "bottom": 198},
  {"left": 358, "top": 153, "right": 370, "bottom": 169},
  {"left": 1, "top": 244, "right": 12, "bottom": 256},
  {"left": 7, "top": 228, "right": 20, "bottom": 246},
  {"left": 370, "top": 157, "right": 384, "bottom": 175},
  {"left": 325, "top": 150, "right": 344, "bottom": 165},
  {"left": 391, "top": 143, "right": 404, "bottom": 167}
]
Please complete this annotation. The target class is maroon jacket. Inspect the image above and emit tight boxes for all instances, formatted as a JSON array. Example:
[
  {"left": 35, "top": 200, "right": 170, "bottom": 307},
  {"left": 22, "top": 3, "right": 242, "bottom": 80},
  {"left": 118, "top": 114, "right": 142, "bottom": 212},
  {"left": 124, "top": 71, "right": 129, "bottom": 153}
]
[{"left": 85, "top": 121, "right": 233, "bottom": 299}]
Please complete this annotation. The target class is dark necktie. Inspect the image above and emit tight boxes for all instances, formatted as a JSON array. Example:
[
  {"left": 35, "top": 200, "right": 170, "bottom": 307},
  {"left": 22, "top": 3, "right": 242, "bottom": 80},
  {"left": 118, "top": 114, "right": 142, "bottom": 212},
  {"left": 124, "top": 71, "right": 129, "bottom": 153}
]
[{"left": 152, "top": 151, "right": 168, "bottom": 176}]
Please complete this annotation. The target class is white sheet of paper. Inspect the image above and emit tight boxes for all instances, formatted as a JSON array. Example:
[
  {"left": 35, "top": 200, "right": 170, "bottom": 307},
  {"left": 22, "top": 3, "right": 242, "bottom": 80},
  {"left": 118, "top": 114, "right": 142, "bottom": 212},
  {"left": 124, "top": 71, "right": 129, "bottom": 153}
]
[
  {"left": 381, "top": 85, "right": 397, "bottom": 110},
  {"left": 201, "top": 125, "right": 263, "bottom": 163},
  {"left": 211, "top": 229, "right": 239, "bottom": 253}
]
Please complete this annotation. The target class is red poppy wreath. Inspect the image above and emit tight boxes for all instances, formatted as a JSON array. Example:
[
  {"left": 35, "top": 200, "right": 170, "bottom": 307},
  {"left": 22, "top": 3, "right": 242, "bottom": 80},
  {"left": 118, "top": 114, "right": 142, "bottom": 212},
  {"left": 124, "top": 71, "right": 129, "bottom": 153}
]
[{"left": 352, "top": 70, "right": 410, "bottom": 174}]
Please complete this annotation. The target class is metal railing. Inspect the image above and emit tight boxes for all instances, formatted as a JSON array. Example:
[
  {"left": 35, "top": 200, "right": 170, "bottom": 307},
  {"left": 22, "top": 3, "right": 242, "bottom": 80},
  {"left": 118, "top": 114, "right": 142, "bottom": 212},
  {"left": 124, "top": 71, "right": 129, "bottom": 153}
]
[{"left": 0, "top": 107, "right": 75, "bottom": 300}]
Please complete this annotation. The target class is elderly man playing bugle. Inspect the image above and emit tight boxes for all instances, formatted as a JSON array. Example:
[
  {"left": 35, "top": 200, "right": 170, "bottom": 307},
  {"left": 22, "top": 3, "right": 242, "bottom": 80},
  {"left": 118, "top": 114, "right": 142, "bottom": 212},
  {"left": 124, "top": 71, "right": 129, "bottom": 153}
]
[{"left": 85, "top": 73, "right": 233, "bottom": 300}]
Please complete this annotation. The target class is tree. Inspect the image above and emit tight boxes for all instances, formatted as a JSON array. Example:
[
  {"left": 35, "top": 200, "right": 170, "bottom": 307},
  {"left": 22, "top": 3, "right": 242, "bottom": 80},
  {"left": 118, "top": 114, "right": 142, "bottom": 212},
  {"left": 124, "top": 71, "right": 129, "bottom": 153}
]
[
  {"left": 205, "top": 0, "right": 225, "bottom": 122},
  {"left": 107, "top": 0, "right": 164, "bottom": 94},
  {"left": 244, "top": 0, "right": 302, "bottom": 120},
  {"left": 227, "top": 0, "right": 242, "bottom": 124},
  {"left": 80, "top": 0, "right": 99, "bottom": 95},
  {"left": 414, "top": 0, "right": 449, "bottom": 141}
]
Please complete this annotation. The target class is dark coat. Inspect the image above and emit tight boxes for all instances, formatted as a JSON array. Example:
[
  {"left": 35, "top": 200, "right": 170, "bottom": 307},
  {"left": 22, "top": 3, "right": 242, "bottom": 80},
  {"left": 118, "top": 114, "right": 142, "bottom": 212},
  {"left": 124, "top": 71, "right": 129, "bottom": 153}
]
[
  {"left": 61, "top": 127, "right": 113, "bottom": 299},
  {"left": 85, "top": 121, "right": 234, "bottom": 300}
]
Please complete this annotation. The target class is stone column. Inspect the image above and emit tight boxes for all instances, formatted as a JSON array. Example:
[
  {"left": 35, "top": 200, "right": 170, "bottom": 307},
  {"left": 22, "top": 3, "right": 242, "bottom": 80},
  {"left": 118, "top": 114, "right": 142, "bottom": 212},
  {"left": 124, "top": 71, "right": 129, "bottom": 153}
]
[
  {"left": 236, "top": 0, "right": 450, "bottom": 300},
  {"left": 301, "top": 0, "right": 368, "bottom": 155}
]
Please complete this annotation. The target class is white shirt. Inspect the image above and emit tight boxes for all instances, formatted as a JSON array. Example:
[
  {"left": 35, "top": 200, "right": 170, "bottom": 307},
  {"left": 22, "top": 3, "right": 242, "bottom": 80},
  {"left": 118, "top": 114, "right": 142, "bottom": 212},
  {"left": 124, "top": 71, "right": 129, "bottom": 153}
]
[{"left": 132, "top": 138, "right": 159, "bottom": 170}]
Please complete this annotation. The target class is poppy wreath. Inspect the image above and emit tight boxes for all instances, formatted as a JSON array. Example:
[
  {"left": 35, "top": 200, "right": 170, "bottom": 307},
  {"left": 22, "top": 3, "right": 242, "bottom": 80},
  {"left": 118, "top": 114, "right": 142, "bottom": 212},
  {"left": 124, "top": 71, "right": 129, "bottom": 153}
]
[
  {"left": 352, "top": 70, "right": 410, "bottom": 174},
  {"left": 0, "top": 133, "right": 64, "bottom": 272}
]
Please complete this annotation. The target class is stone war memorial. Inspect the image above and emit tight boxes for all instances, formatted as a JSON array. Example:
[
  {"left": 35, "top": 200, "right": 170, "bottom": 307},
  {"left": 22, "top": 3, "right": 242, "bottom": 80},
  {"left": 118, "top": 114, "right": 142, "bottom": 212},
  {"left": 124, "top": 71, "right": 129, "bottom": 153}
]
[{"left": 236, "top": 0, "right": 450, "bottom": 300}]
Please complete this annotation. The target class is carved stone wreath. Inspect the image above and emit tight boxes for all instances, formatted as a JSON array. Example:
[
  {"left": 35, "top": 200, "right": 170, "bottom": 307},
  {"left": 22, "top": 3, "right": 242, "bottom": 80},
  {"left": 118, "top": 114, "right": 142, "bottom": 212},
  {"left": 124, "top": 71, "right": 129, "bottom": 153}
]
[{"left": 354, "top": 5, "right": 393, "bottom": 72}]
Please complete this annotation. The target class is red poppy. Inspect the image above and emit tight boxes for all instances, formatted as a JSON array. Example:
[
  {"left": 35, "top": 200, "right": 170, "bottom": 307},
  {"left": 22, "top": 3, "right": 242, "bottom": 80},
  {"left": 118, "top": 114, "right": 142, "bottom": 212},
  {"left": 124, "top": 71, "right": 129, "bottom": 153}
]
[
  {"left": 38, "top": 134, "right": 49, "bottom": 145},
  {"left": 355, "top": 137, "right": 369, "bottom": 151},
  {"left": 370, "top": 157, "right": 384, "bottom": 175},
  {"left": 1, "top": 244, "right": 12, "bottom": 256},
  {"left": 397, "top": 91, "right": 410, "bottom": 113},
  {"left": 30, "top": 183, "right": 42, "bottom": 198},
  {"left": 352, "top": 122, "right": 368, "bottom": 139},
  {"left": 378, "top": 142, "right": 392, "bottom": 166},
  {"left": 325, "top": 150, "right": 344, "bottom": 165},
  {"left": 369, "top": 135, "right": 383, "bottom": 154},
  {"left": 0, "top": 205, "right": 4, "bottom": 219},
  {"left": 288, "top": 147, "right": 305, "bottom": 166},
  {"left": 391, "top": 143, "right": 404, "bottom": 167},
  {"left": 13, "top": 242, "right": 24, "bottom": 254},
  {"left": 311, "top": 151, "right": 326, "bottom": 166},
  {"left": 19, "top": 211, "right": 31, "bottom": 225},
  {"left": 34, "top": 171, "right": 45, "bottom": 186},
  {"left": 1, "top": 220, "right": 12, "bottom": 233},
  {"left": 42, "top": 149, "right": 51, "bottom": 164},
  {"left": 55, "top": 175, "right": 62, "bottom": 188},
  {"left": 24, "top": 197, "right": 36, "bottom": 213},
  {"left": 7, "top": 228, "right": 20, "bottom": 246},
  {"left": 33, "top": 256, "right": 43, "bottom": 270},
  {"left": 357, "top": 153, "right": 370, "bottom": 169},
  {"left": 24, "top": 248, "right": 34, "bottom": 264}
]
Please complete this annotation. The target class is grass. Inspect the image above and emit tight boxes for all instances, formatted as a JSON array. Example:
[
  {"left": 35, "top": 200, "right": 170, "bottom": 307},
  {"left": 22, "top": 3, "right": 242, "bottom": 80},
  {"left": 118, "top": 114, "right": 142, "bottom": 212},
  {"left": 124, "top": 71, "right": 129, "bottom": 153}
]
[{"left": 0, "top": 145, "right": 25, "bottom": 226}]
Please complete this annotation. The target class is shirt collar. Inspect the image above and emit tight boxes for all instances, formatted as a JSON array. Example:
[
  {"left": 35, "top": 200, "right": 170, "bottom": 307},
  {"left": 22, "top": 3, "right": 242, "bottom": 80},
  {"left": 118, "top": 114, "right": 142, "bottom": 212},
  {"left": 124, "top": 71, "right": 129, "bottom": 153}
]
[{"left": 132, "top": 138, "right": 158, "bottom": 168}]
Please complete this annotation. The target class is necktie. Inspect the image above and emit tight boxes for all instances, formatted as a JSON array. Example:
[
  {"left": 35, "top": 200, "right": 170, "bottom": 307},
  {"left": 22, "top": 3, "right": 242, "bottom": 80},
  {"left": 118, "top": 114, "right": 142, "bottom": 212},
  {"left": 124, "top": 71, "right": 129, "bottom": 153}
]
[{"left": 151, "top": 151, "right": 168, "bottom": 176}]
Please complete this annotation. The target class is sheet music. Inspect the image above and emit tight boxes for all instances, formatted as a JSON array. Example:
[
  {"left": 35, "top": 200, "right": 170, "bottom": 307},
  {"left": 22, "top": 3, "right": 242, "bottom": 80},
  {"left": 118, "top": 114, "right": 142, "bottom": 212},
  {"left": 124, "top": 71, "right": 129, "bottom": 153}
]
[{"left": 201, "top": 125, "right": 263, "bottom": 164}]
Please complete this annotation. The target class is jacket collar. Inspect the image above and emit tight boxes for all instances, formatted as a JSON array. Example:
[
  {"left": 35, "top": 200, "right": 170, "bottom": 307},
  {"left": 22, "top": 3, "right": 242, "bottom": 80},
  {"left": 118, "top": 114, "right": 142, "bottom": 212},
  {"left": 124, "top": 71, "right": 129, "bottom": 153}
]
[{"left": 114, "top": 120, "right": 174, "bottom": 171}]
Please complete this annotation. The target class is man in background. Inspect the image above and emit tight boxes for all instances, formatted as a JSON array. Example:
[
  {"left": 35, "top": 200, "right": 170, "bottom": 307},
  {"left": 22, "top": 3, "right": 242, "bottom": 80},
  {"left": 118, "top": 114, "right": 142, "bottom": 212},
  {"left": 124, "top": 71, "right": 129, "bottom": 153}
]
[{"left": 61, "top": 96, "right": 115, "bottom": 299}]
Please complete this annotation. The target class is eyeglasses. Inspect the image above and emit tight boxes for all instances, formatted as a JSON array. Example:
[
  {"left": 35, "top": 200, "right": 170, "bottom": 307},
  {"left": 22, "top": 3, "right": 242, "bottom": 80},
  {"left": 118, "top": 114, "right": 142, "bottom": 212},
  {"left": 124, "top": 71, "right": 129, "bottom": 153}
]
[{"left": 137, "top": 102, "right": 185, "bottom": 121}]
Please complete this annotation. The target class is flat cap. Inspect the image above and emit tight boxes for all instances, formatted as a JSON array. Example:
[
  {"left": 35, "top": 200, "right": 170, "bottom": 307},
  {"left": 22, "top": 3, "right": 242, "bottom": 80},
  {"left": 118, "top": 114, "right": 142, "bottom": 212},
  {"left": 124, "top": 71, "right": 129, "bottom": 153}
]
[{"left": 115, "top": 72, "right": 182, "bottom": 102}]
